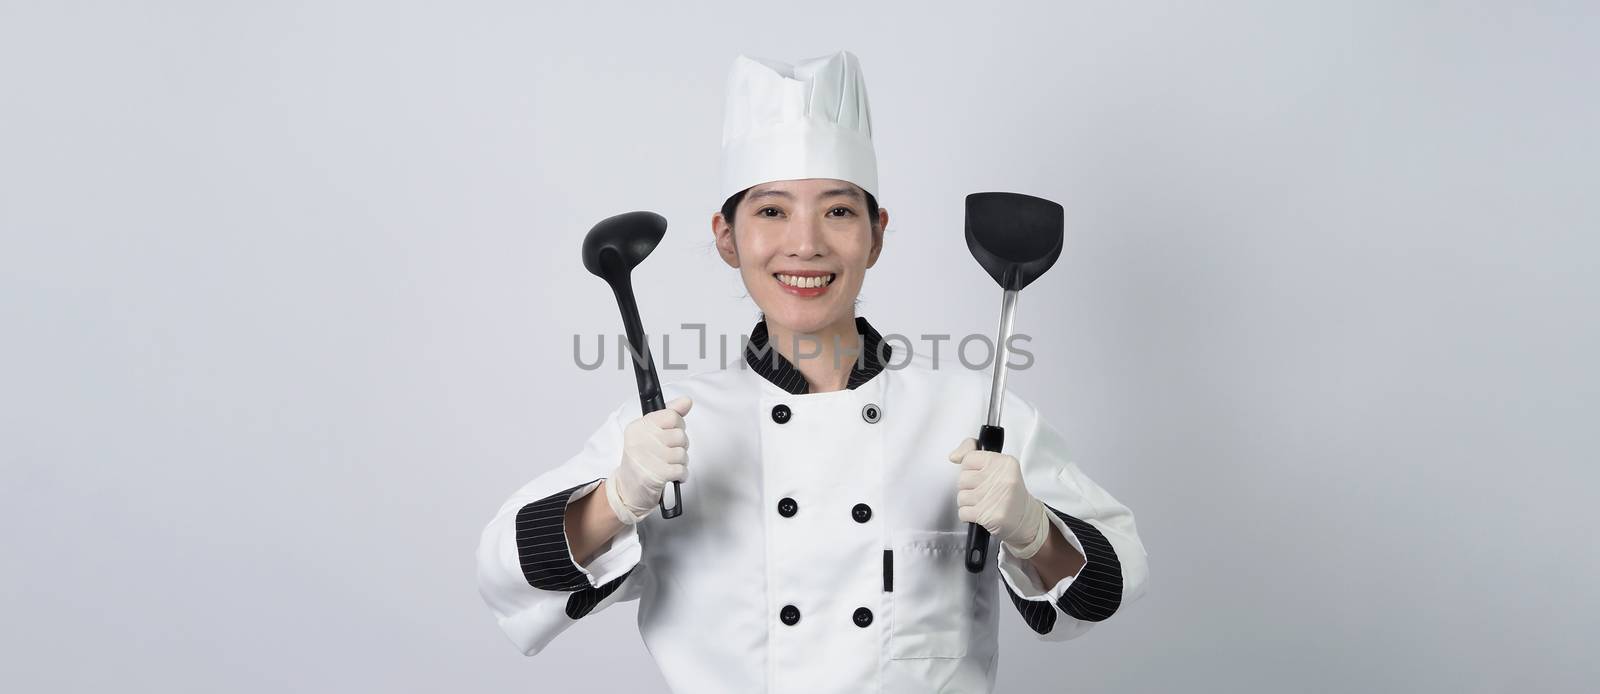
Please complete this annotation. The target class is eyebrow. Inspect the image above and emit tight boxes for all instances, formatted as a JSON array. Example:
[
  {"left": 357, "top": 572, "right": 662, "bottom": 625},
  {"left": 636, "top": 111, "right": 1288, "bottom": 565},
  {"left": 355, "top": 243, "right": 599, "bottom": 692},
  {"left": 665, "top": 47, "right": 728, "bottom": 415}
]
[{"left": 747, "top": 187, "right": 864, "bottom": 202}]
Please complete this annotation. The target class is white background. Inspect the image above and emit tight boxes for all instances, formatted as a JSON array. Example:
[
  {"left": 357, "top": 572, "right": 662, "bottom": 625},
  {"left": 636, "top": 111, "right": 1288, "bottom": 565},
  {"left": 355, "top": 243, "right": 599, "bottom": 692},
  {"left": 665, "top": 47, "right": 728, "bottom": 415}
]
[{"left": 3, "top": 1, "right": 1596, "bottom": 692}]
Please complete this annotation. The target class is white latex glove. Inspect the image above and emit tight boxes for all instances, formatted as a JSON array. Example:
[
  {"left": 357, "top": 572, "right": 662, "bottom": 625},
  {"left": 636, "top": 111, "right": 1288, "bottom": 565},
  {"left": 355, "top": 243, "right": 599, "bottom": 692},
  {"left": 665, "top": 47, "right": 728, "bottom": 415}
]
[
  {"left": 605, "top": 396, "right": 693, "bottom": 526},
  {"left": 948, "top": 437, "right": 1052, "bottom": 559}
]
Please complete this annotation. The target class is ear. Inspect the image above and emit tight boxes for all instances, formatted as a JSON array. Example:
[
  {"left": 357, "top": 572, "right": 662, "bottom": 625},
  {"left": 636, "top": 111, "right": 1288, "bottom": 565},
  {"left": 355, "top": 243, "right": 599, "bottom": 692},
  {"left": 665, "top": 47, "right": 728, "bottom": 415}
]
[
  {"left": 712, "top": 212, "right": 739, "bottom": 268},
  {"left": 865, "top": 207, "right": 888, "bottom": 268}
]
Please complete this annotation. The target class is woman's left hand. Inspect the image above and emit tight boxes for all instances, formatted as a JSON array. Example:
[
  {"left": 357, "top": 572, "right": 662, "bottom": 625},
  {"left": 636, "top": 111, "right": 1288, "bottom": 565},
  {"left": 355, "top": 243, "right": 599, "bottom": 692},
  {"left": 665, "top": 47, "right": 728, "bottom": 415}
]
[{"left": 948, "top": 438, "right": 1053, "bottom": 559}]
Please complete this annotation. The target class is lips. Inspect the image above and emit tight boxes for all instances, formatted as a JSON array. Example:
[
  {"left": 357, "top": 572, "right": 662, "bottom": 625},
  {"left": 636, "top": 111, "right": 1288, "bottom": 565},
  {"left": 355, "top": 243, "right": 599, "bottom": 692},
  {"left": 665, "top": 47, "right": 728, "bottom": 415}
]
[{"left": 773, "top": 273, "right": 836, "bottom": 289}]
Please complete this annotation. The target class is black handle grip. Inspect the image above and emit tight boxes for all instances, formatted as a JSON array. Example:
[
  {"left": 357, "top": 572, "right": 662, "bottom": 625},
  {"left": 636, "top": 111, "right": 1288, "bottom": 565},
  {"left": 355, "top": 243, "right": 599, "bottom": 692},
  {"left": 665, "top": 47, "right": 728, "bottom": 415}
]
[
  {"left": 964, "top": 424, "right": 1005, "bottom": 573},
  {"left": 640, "top": 391, "right": 684, "bottom": 519},
  {"left": 660, "top": 480, "right": 682, "bottom": 519}
]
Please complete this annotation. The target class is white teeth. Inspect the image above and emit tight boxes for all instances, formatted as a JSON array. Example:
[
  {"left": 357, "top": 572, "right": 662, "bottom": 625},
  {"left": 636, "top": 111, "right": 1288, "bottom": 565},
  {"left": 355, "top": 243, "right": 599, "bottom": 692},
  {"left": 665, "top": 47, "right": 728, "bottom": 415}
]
[{"left": 776, "top": 273, "right": 835, "bottom": 288}]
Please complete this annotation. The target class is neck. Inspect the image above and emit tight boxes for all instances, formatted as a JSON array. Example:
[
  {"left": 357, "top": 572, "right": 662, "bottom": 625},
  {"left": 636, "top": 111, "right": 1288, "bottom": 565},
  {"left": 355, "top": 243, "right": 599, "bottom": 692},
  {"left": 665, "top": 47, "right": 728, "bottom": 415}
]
[{"left": 764, "top": 315, "right": 862, "bottom": 393}]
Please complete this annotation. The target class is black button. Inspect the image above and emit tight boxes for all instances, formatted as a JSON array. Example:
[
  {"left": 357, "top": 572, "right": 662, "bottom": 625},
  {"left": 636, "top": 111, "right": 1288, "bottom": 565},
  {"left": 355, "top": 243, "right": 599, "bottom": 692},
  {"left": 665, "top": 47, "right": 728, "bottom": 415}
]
[
  {"left": 861, "top": 403, "right": 881, "bottom": 423},
  {"left": 851, "top": 503, "right": 872, "bottom": 523},
  {"left": 771, "top": 404, "right": 791, "bottom": 424},
  {"left": 780, "top": 604, "right": 801, "bottom": 626},
  {"left": 852, "top": 607, "right": 873, "bottom": 627},
  {"left": 778, "top": 497, "right": 798, "bottom": 517}
]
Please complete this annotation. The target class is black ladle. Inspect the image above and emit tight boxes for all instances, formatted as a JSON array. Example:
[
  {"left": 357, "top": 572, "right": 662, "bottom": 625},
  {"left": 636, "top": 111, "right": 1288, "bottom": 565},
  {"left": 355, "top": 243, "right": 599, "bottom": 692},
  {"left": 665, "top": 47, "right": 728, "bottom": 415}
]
[
  {"left": 963, "top": 192, "right": 1064, "bottom": 572},
  {"left": 582, "top": 210, "right": 682, "bottom": 519}
]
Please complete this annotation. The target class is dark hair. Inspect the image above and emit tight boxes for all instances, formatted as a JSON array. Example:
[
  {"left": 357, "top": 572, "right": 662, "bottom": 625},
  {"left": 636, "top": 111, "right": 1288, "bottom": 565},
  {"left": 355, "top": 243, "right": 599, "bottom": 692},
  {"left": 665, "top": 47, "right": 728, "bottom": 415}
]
[{"left": 721, "top": 186, "right": 881, "bottom": 231}]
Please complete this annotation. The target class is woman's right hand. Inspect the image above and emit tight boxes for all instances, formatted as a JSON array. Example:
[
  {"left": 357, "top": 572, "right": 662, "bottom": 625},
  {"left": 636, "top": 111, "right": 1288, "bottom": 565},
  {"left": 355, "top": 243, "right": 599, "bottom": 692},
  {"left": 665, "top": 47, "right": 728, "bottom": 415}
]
[{"left": 605, "top": 396, "right": 693, "bottom": 525}]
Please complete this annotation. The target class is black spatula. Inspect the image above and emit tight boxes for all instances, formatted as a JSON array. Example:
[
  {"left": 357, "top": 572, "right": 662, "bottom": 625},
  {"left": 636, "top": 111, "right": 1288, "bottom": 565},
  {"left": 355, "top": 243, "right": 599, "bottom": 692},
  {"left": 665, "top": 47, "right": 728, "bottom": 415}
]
[{"left": 963, "top": 192, "right": 1064, "bottom": 571}]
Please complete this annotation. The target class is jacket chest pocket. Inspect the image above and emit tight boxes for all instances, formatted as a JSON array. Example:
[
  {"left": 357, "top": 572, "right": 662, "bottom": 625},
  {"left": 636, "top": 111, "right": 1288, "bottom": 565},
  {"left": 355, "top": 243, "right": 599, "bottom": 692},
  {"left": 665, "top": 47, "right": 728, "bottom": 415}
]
[{"left": 888, "top": 530, "right": 978, "bottom": 660}]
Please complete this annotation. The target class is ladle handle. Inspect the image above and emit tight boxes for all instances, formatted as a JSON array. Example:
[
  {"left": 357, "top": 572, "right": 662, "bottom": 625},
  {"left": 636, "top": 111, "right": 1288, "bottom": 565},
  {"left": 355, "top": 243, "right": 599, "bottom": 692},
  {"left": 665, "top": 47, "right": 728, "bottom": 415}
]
[
  {"left": 638, "top": 391, "right": 684, "bottom": 519},
  {"left": 964, "top": 424, "right": 1005, "bottom": 573},
  {"left": 603, "top": 250, "right": 683, "bottom": 521}
]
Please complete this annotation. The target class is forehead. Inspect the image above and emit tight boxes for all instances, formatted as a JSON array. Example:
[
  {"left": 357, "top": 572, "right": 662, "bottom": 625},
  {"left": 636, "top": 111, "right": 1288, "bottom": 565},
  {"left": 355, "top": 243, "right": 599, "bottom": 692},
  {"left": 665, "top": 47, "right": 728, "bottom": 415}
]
[{"left": 747, "top": 179, "right": 864, "bottom": 201}]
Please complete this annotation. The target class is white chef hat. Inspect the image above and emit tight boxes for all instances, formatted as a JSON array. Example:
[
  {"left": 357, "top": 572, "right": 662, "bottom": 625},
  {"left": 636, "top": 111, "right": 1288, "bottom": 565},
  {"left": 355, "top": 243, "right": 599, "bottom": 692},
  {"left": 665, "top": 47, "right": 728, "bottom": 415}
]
[{"left": 719, "top": 50, "right": 878, "bottom": 203}]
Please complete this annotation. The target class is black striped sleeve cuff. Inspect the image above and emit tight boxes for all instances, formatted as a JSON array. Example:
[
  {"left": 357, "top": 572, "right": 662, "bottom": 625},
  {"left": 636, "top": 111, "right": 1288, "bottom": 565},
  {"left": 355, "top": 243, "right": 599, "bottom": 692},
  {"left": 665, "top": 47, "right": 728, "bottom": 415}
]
[
  {"left": 1002, "top": 504, "right": 1125, "bottom": 634},
  {"left": 514, "top": 480, "right": 604, "bottom": 592},
  {"left": 565, "top": 572, "right": 633, "bottom": 620}
]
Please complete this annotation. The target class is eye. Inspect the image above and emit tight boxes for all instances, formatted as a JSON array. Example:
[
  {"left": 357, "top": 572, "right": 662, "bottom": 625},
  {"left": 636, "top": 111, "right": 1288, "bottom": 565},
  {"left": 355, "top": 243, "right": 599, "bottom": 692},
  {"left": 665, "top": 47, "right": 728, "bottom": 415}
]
[
  {"left": 828, "top": 206, "right": 855, "bottom": 217},
  {"left": 756, "top": 206, "right": 783, "bottom": 218}
]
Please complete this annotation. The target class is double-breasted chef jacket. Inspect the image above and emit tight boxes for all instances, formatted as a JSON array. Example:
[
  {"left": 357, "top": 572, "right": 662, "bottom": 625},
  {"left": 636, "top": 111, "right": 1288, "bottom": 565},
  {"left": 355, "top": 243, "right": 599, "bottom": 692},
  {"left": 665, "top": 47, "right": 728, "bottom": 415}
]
[{"left": 476, "top": 316, "right": 1149, "bottom": 693}]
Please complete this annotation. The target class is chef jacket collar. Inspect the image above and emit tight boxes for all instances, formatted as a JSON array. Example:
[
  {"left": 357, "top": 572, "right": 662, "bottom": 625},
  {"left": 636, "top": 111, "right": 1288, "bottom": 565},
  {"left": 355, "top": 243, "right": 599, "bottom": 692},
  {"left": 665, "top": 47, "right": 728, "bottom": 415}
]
[{"left": 744, "top": 316, "right": 892, "bottom": 395}]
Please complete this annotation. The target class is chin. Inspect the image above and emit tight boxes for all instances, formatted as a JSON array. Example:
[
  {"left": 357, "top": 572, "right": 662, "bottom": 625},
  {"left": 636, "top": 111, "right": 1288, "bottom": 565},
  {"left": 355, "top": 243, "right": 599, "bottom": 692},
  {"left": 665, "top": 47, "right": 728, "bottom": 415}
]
[{"left": 761, "top": 301, "right": 849, "bottom": 335}]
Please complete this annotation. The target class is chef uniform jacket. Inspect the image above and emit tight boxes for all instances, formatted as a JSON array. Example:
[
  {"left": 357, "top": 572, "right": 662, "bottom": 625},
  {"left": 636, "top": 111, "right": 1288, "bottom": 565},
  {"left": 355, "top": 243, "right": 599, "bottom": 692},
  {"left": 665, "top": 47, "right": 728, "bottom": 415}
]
[{"left": 476, "top": 316, "right": 1149, "bottom": 693}]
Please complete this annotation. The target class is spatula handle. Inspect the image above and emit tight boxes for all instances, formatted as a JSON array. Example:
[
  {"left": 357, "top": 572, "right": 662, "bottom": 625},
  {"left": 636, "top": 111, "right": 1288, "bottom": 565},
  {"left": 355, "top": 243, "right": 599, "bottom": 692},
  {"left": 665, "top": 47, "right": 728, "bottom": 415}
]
[{"left": 964, "top": 424, "right": 1005, "bottom": 573}]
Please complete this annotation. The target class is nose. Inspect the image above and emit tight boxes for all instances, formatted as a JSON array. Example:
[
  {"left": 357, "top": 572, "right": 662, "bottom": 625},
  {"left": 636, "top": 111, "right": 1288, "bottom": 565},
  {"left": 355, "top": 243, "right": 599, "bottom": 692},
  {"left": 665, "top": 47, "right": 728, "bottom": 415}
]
[{"left": 785, "top": 213, "right": 824, "bottom": 259}]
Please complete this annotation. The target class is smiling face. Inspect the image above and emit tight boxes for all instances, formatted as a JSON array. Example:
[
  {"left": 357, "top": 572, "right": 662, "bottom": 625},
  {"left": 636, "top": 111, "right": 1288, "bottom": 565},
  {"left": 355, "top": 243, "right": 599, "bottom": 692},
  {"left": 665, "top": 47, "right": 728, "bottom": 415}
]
[{"left": 712, "top": 178, "right": 888, "bottom": 335}]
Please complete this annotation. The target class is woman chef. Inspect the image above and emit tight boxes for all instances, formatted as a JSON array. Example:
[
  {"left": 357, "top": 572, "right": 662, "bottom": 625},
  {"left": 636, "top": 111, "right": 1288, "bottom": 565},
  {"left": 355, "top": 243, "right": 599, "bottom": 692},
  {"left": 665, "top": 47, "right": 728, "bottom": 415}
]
[{"left": 476, "top": 51, "right": 1148, "bottom": 693}]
